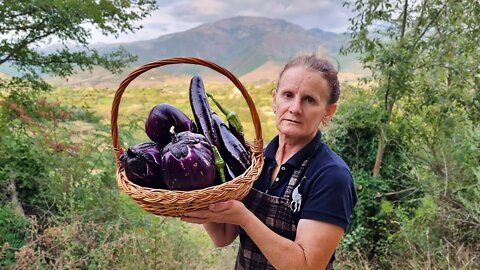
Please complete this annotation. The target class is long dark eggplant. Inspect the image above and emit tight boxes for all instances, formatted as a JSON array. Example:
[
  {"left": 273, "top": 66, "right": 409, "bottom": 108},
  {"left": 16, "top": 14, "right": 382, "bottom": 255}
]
[
  {"left": 189, "top": 75, "right": 228, "bottom": 183},
  {"left": 206, "top": 92, "right": 246, "bottom": 146},
  {"left": 211, "top": 112, "right": 251, "bottom": 177},
  {"left": 189, "top": 76, "right": 219, "bottom": 147}
]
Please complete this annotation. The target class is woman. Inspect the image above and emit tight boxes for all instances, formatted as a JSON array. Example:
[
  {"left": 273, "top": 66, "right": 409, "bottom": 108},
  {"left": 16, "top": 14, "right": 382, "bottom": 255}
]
[{"left": 181, "top": 54, "right": 357, "bottom": 270}]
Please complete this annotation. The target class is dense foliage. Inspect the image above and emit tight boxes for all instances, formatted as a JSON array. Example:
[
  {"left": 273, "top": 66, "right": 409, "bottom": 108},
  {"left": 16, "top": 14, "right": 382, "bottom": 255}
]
[
  {"left": 0, "top": 0, "right": 478, "bottom": 269},
  {"left": 0, "top": 0, "right": 156, "bottom": 79},
  {"left": 331, "top": 0, "right": 480, "bottom": 268},
  {"left": 0, "top": 87, "right": 239, "bottom": 269}
]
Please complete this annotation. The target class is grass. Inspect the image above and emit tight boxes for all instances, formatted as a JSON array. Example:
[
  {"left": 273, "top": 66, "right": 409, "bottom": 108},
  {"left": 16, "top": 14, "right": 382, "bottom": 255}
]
[{"left": 50, "top": 80, "right": 280, "bottom": 145}]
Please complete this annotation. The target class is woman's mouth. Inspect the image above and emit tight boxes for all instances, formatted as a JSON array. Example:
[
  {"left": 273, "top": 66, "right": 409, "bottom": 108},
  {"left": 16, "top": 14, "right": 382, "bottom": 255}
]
[{"left": 283, "top": 119, "right": 301, "bottom": 124}]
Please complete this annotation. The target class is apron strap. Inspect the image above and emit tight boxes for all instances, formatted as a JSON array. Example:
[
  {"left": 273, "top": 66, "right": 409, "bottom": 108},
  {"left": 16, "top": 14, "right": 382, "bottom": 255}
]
[{"left": 283, "top": 141, "right": 321, "bottom": 199}]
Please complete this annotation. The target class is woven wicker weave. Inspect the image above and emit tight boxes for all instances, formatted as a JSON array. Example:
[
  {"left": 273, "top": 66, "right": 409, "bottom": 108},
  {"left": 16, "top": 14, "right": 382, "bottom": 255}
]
[{"left": 111, "top": 57, "right": 264, "bottom": 217}]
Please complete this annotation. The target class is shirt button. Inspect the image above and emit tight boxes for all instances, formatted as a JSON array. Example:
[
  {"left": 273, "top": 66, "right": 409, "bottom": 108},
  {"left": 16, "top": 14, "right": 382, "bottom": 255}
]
[
  {"left": 280, "top": 167, "right": 285, "bottom": 171},
  {"left": 275, "top": 177, "right": 279, "bottom": 182}
]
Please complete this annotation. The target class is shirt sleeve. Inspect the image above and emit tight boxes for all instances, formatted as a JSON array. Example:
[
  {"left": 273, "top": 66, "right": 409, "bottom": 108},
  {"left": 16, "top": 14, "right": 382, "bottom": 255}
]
[{"left": 299, "top": 165, "right": 357, "bottom": 231}]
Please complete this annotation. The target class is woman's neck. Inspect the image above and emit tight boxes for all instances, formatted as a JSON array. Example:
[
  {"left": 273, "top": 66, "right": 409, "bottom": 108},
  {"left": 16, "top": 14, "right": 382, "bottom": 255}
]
[{"left": 275, "top": 134, "right": 313, "bottom": 165}]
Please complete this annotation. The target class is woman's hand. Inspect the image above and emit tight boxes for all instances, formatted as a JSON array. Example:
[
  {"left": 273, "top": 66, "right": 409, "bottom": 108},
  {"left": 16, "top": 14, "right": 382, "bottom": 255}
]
[
  {"left": 181, "top": 200, "right": 249, "bottom": 226},
  {"left": 182, "top": 200, "right": 344, "bottom": 269}
]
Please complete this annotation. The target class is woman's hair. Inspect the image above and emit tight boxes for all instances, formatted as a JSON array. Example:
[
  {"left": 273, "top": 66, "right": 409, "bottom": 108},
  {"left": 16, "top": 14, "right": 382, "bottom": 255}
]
[{"left": 277, "top": 54, "right": 340, "bottom": 104}]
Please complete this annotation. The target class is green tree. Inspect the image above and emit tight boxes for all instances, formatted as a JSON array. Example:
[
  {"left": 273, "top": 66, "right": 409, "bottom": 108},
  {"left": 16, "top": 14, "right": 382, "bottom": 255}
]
[
  {"left": 341, "top": 0, "right": 479, "bottom": 267},
  {"left": 343, "top": 0, "right": 479, "bottom": 176},
  {"left": 0, "top": 0, "right": 157, "bottom": 215},
  {"left": 0, "top": 0, "right": 156, "bottom": 84}
]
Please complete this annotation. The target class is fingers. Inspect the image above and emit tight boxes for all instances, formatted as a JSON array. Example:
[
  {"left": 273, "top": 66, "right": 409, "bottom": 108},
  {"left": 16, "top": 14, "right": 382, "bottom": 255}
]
[
  {"left": 181, "top": 210, "right": 211, "bottom": 224},
  {"left": 209, "top": 200, "right": 234, "bottom": 212},
  {"left": 180, "top": 216, "right": 208, "bottom": 224},
  {"left": 180, "top": 200, "right": 244, "bottom": 225},
  {"left": 182, "top": 210, "right": 210, "bottom": 218}
]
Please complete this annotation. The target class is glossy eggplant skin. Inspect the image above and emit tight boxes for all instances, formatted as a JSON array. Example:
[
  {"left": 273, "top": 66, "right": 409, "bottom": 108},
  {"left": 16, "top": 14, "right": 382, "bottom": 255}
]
[
  {"left": 189, "top": 76, "right": 219, "bottom": 148},
  {"left": 211, "top": 113, "right": 251, "bottom": 177},
  {"left": 206, "top": 92, "right": 247, "bottom": 147},
  {"left": 160, "top": 131, "right": 215, "bottom": 191},
  {"left": 145, "top": 103, "right": 196, "bottom": 148},
  {"left": 228, "top": 124, "right": 246, "bottom": 147}
]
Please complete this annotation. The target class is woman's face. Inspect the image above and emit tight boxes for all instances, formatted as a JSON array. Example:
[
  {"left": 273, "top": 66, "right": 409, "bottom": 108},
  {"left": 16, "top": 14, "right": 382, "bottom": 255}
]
[{"left": 273, "top": 66, "right": 337, "bottom": 144}]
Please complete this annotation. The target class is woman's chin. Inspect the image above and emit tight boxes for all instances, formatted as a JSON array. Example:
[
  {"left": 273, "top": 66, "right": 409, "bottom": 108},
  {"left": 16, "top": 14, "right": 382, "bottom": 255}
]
[{"left": 278, "top": 127, "right": 312, "bottom": 141}]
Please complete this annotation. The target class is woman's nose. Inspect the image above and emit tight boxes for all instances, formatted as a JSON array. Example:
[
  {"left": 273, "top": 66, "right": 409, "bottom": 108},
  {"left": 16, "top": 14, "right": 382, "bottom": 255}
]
[{"left": 289, "top": 98, "right": 302, "bottom": 114}]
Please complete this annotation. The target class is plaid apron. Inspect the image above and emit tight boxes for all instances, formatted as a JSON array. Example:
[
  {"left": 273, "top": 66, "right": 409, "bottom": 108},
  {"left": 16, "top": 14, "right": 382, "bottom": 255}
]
[{"left": 235, "top": 157, "right": 334, "bottom": 270}]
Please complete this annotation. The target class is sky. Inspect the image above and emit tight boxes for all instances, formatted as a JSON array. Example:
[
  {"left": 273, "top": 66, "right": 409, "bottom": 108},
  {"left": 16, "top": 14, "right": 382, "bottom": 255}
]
[{"left": 89, "top": 0, "right": 354, "bottom": 44}]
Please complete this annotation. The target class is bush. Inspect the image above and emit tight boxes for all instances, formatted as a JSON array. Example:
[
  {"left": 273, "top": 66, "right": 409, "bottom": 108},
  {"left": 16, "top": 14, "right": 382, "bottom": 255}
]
[
  {"left": 0, "top": 204, "right": 30, "bottom": 268},
  {"left": 325, "top": 86, "right": 422, "bottom": 267}
]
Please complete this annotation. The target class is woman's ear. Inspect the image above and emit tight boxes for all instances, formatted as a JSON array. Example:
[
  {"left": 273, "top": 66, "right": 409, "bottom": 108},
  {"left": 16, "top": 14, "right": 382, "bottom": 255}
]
[
  {"left": 322, "top": 103, "right": 337, "bottom": 124},
  {"left": 272, "top": 89, "right": 277, "bottom": 113}
]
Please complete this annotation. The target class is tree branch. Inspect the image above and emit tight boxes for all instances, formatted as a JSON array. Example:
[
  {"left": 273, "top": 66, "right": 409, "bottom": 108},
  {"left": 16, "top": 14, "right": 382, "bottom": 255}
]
[
  {"left": 400, "top": 0, "right": 409, "bottom": 38},
  {"left": 0, "top": 28, "right": 60, "bottom": 67},
  {"left": 6, "top": 180, "right": 25, "bottom": 216},
  {"left": 410, "top": 1, "right": 448, "bottom": 52},
  {"left": 383, "top": 187, "right": 417, "bottom": 197},
  {"left": 0, "top": 54, "right": 13, "bottom": 65}
]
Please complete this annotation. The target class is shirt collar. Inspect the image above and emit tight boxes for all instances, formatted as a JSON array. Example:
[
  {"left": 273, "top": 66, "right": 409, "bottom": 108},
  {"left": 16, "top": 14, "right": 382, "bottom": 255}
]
[{"left": 264, "top": 130, "right": 323, "bottom": 167}]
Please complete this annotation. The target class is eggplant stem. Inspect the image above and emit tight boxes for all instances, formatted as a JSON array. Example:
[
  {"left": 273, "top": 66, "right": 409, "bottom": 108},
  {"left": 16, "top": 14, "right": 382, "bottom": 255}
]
[
  {"left": 169, "top": 126, "right": 177, "bottom": 142},
  {"left": 211, "top": 145, "right": 226, "bottom": 184},
  {"left": 207, "top": 93, "right": 244, "bottom": 135}
]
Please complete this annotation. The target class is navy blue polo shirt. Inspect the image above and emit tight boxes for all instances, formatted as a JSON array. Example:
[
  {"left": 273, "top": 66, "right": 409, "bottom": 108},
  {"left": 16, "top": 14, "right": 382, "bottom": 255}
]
[{"left": 252, "top": 130, "right": 357, "bottom": 231}]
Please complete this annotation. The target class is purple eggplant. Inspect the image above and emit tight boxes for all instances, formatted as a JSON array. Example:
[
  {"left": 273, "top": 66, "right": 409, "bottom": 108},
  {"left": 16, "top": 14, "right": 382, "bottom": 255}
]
[
  {"left": 145, "top": 103, "right": 196, "bottom": 148},
  {"left": 189, "top": 75, "right": 230, "bottom": 183},
  {"left": 206, "top": 92, "right": 246, "bottom": 146},
  {"left": 189, "top": 76, "right": 219, "bottom": 148},
  {"left": 120, "top": 142, "right": 166, "bottom": 189},
  {"left": 211, "top": 113, "right": 251, "bottom": 177},
  {"left": 160, "top": 130, "right": 215, "bottom": 191}
]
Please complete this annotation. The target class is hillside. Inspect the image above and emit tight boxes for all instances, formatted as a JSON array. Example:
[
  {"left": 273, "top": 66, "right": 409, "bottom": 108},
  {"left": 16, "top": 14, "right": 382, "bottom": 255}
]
[{"left": 45, "top": 16, "right": 360, "bottom": 87}]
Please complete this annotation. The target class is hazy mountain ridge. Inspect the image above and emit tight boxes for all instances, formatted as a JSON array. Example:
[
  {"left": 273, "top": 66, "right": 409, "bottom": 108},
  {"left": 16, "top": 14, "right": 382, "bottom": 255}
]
[
  {"left": 4, "top": 16, "right": 361, "bottom": 87},
  {"left": 99, "top": 16, "right": 353, "bottom": 73}
]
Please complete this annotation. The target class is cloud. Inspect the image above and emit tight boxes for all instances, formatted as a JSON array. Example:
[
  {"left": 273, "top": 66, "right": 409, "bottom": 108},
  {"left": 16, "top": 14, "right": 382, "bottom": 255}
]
[
  {"left": 88, "top": 0, "right": 352, "bottom": 43},
  {"left": 171, "top": 0, "right": 305, "bottom": 19},
  {"left": 167, "top": 0, "right": 351, "bottom": 31}
]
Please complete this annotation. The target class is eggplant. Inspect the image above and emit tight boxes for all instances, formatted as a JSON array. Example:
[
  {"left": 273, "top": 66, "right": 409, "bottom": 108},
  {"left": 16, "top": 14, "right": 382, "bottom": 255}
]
[
  {"left": 189, "top": 75, "right": 230, "bottom": 183},
  {"left": 189, "top": 76, "right": 219, "bottom": 147},
  {"left": 120, "top": 142, "right": 166, "bottom": 189},
  {"left": 206, "top": 92, "right": 246, "bottom": 146},
  {"left": 211, "top": 112, "right": 251, "bottom": 177},
  {"left": 160, "top": 130, "right": 215, "bottom": 191},
  {"left": 145, "top": 103, "right": 196, "bottom": 148}
]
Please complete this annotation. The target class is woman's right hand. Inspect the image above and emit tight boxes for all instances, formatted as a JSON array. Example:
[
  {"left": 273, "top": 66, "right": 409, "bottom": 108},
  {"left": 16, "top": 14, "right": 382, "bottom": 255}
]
[
  {"left": 181, "top": 201, "right": 245, "bottom": 247},
  {"left": 181, "top": 200, "right": 249, "bottom": 226}
]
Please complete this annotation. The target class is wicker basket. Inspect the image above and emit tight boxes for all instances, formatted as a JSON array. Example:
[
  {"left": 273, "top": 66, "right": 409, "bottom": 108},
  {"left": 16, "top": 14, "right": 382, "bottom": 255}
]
[{"left": 111, "top": 57, "right": 264, "bottom": 217}]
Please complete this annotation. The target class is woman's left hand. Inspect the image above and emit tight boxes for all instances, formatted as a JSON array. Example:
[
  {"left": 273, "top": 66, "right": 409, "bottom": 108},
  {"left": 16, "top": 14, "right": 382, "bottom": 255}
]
[{"left": 181, "top": 200, "right": 248, "bottom": 226}]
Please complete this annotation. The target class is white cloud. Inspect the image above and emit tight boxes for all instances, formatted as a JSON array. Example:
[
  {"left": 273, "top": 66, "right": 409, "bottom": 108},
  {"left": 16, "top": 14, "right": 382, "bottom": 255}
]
[{"left": 88, "top": 0, "right": 352, "bottom": 44}]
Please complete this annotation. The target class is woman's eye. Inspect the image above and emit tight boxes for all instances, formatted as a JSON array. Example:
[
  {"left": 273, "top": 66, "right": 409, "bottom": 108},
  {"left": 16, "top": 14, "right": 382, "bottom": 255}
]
[{"left": 306, "top": 97, "right": 316, "bottom": 103}]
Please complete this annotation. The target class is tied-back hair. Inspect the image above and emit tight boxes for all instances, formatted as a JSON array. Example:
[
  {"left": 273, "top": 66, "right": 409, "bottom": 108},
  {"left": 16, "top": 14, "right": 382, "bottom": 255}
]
[{"left": 278, "top": 54, "right": 340, "bottom": 104}]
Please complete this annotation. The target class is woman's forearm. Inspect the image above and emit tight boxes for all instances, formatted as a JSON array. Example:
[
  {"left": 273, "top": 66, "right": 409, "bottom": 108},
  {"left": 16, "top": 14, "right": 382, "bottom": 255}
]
[
  {"left": 182, "top": 200, "right": 339, "bottom": 268},
  {"left": 238, "top": 211, "right": 308, "bottom": 269},
  {"left": 203, "top": 222, "right": 239, "bottom": 247},
  {"left": 239, "top": 211, "right": 333, "bottom": 270}
]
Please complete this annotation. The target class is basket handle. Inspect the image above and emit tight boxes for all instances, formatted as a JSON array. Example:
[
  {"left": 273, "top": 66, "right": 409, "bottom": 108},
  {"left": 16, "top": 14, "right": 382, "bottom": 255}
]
[{"left": 111, "top": 57, "right": 263, "bottom": 164}]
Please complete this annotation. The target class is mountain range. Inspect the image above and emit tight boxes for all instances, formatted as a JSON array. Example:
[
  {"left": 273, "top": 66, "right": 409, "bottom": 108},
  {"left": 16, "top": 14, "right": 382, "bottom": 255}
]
[{"left": 10, "top": 16, "right": 363, "bottom": 87}]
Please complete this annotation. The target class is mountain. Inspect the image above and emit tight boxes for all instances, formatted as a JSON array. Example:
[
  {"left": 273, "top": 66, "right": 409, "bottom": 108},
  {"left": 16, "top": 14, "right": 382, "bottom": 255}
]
[
  {"left": 5, "top": 16, "right": 361, "bottom": 86},
  {"left": 111, "top": 16, "right": 352, "bottom": 76}
]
